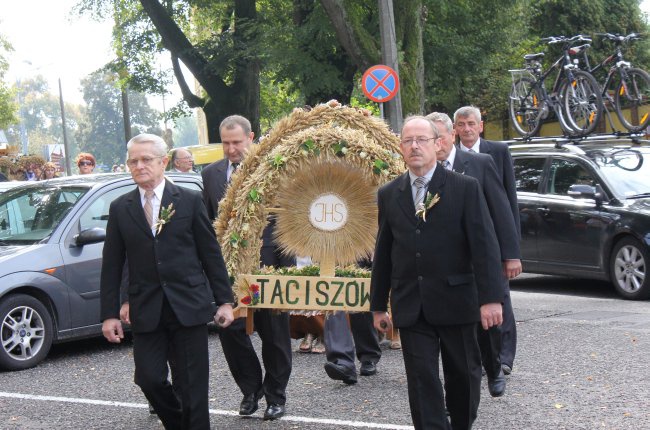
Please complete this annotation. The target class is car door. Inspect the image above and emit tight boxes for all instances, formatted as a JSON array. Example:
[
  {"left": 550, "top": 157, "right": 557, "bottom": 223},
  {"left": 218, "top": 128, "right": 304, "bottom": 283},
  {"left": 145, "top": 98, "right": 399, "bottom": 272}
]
[
  {"left": 535, "top": 156, "right": 614, "bottom": 270},
  {"left": 60, "top": 184, "right": 133, "bottom": 332},
  {"left": 512, "top": 156, "right": 548, "bottom": 262},
  {"left": 60, "top": 178, "right": 204, "bottom": 332}
]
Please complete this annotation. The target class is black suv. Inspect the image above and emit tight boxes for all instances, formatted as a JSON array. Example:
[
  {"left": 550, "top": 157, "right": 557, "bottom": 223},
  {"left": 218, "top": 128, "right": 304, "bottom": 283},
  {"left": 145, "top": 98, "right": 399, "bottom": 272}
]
[{"left": 509, "top": 136, "right": 650, "bottom": 300}]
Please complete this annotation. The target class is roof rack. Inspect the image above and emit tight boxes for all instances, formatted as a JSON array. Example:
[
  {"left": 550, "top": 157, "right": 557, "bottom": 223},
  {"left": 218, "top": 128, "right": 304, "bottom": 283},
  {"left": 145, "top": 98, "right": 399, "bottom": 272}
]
[{"left": 509, "top": 132, "right": 647, "bottom": 148}]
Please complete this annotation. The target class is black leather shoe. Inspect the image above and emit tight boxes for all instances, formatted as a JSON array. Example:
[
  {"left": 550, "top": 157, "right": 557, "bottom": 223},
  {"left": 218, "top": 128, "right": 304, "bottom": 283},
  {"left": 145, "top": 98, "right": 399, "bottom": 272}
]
[
  {"left": 263, "top": 404, "right": 285, "bottom": 420},
  {"left": 324, "top": 362, "right": 357, "bottom": 385},
  {"left": 488, "top": 369, "right": 506, "bottom": 397},
  {"left": 502, "top": 364, "right": 512, "bottom": 375},
  {"left": 239, "top": 389, "right": 263, "bottom": 416},
  {"left": 359, "top": 361, "right": 377, "bottom": 376},
  {"left": 148, "top": 402, "right": 156, "bottom": 415}
]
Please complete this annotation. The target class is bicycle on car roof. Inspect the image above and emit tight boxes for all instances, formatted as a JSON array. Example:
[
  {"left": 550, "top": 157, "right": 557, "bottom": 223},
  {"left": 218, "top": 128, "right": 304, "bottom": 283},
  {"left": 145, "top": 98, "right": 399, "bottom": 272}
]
[
  {"left": 574, "top": 32, "right": 650, "bottom": 133},
  {"left": 508, "top": 34, "right": 603, "bottom": 139}
]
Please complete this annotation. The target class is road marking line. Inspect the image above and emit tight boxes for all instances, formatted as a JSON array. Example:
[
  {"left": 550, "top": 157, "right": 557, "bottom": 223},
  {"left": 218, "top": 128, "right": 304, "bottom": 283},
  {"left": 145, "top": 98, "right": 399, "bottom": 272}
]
[{"left": 0, "top": 391, "right": 413, "bottom": 429}]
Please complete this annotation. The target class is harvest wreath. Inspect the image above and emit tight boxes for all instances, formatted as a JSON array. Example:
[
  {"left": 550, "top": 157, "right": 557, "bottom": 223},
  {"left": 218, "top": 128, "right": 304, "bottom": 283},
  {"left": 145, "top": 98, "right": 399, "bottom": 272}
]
[{"left": 214, "top": 101, "right": 404, "bottom": 310}]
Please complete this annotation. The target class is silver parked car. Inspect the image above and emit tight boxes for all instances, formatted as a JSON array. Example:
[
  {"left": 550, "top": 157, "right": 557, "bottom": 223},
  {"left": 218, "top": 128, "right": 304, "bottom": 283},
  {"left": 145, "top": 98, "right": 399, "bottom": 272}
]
[{"left": 0, "top": 173, "right": 203, "bottom": 370}]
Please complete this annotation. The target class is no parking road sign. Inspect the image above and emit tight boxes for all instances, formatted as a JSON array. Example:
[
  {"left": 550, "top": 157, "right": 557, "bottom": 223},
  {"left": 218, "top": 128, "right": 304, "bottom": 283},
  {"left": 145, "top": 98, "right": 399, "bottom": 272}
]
[{"left": 362, "top": 65, "right": 400, "bottom": 103}]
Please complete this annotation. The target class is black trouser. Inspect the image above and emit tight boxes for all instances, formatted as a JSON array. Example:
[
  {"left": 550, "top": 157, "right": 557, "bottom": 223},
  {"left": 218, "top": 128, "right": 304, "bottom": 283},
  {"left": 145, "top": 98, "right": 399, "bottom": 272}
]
[
  {"left": 218, "top": 310, "right": 292, "bottom": 405},
  {"left": 403, "top": 316, "right": 481, "bottom": 430},
  {"left": 133, "top": 298, "right": 210, "bottom": 430}
]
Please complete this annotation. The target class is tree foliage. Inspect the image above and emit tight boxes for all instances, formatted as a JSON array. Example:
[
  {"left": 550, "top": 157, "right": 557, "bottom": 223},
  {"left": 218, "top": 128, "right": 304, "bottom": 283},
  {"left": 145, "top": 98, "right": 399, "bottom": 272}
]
[
  {"left": 0, "top": 33, "right": 18, "bottom": 129},
  {"left": 78, "top": 70, "right": 161, "bottom": 166}
]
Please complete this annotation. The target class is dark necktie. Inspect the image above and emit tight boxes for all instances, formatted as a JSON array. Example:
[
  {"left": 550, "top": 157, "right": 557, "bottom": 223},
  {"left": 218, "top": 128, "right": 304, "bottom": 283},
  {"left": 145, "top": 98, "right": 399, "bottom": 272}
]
[{"left": 229, "top": 163, "right": 239, "bottom": 183}]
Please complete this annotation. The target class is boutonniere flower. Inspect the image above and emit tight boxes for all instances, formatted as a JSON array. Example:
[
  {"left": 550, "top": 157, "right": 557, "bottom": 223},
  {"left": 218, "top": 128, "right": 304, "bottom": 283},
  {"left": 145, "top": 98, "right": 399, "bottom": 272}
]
[
  {"left": 153, "top": 203, "right": 176, "bottom": 234},
  {"left": 415, "top": 192, "right": 441, "bottom": 222}
]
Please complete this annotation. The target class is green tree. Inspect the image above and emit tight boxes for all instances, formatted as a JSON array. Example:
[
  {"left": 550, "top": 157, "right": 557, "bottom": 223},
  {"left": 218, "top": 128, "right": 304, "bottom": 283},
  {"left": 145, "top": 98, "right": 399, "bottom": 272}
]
[
  {"left": 171, "top": 113, "right": 199, "bottom": 147},
  {"left": 4, "top": 75, "right": 86, "bottom": 157},
  {"left": 78, "top": 70, "right": 161, "bottom": 167},
  {"left": 0, "top": 33, "right": 17, "bottom": 129}
]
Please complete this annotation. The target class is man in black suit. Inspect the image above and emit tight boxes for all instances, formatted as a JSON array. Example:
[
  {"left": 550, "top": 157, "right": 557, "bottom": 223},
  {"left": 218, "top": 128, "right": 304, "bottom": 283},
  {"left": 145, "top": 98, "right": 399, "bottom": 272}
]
[
  {"left": 371, "top": 116, "right": 504, "bottom": 430},
  {"left": 100, "top": 133, "right": 234, "bottom": 430},
  {"left": 201, "top": 115, "right": 292, "bottom": 421},
  {"left": 454, "top": 106, "right": 521, "bottom": 376},
  {"left": 429, "top": 112, "right": 521, "bottom": 398}
]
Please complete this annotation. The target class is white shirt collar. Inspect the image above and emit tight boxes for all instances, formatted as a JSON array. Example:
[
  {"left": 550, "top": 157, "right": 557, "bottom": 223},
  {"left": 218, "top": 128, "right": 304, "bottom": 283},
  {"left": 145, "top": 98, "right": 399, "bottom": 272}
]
[
  {"left": 445, "top": 146, "right": 457, "bottom": 169},
  {"left": 460, "top": 138, "right": 481, "bottom": 153},
  {"left": 408, "top": 164, "right": 436, "bottom": 186},
  {"left": 139, "top": 179, "right": 166, "bottom": 203}
]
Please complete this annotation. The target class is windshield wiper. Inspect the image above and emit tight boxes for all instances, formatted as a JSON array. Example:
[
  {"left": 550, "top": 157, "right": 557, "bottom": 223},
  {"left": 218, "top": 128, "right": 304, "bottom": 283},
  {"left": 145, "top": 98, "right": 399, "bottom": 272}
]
[{"left": 628, "top": 192, "right": 650, "bottom": 198}]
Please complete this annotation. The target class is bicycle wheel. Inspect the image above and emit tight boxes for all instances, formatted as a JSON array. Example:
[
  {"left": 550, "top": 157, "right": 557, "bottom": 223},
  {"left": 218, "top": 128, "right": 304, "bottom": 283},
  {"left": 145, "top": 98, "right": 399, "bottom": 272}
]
[
  {"left": 509, "top": 77, "right": 544, "bottom": 138},
  {"left": 562, "top": 70, "right": 603, "bottom": 136},
  {"left": 614, "top": 67, "right": 650, "bottom": 132}
]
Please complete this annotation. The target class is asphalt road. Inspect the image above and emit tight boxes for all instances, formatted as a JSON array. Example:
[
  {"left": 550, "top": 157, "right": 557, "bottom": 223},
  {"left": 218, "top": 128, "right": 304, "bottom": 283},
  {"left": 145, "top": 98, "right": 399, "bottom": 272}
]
[{"left": 1, "top": 274, "right": 649, "bottom": 429}]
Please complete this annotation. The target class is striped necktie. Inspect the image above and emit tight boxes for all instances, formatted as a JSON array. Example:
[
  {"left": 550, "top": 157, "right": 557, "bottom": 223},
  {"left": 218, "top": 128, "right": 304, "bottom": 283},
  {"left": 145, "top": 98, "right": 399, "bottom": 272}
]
[
  {"left": 442, "top": 160, "right": 452, "bottom": 170},
  {"left": 414, "top": 176, "right": 428, "bottom": 211},
  {"left": 144, "top": 190, "right": 154, "bottom": 228}
]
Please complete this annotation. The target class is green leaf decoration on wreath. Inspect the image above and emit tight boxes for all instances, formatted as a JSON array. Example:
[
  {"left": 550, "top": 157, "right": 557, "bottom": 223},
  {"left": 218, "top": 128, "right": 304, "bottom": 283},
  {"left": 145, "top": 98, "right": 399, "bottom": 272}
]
[
  {"left": 229, "top": 232, "right": 248, "bottom": 248},
  {"left": 332, "top": 140, "right": 349, "bottom": 157},
  {"left": 372, "top": 159, "right": 389, "bottom": 175},
  {"left": 270, "top": 154, "right": 288, "bottom": 169},
  {"left": 300, "top": 139, "right": 320, "bottom": 156},
  {"left": 248, "top": 188, "right": 262, "bottom": 203}
]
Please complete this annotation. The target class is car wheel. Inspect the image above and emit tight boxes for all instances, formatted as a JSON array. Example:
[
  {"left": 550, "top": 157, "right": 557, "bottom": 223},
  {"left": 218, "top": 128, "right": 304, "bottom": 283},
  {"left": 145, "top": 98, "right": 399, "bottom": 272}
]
[
  {"left": 610, "top": 237, "right": 650, "bottom": 300},
  {"left": 0, "top": 294, "right": 54, "bottom": 370}
]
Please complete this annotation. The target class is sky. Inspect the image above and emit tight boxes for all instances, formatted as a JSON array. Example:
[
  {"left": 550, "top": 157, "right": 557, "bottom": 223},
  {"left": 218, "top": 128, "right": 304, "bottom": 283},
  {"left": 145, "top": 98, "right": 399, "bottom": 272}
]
[
  {"left": 2, "top": 0, "right": 650, "bottom": 109},
  {"left": 1, "top": 0, "right": 180, "bottom": 111}
]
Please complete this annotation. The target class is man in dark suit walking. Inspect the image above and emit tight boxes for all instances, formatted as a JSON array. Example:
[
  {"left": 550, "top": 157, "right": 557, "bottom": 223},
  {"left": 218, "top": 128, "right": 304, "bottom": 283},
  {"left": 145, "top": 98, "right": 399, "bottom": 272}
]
[
  {"left": 429, "top": 112, "right": 521, "bottom": 398},
  {"left": 201, "top": 115, "right": 292, "bottom": 421},
  {"left": 100, "top": 133, "right": 234, "bottom": 430},
  {"left": 371, "top": 116, "right": 504, "bottom": 430},
  {"left": 454, "top": 106, "right": 521, "bottom": 376}
]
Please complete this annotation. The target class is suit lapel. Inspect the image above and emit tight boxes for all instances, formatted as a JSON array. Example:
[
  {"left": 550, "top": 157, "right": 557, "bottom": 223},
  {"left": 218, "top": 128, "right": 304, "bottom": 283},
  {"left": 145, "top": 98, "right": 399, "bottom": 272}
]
[
  {"left": 158, "top": 180, "right": 180, "bottom": 237},
  {"left": 416, "top": 166, "right": 447, "bottom": 226},
  {"left": 126, "top": 188, "right": 153, "bottom": 237},
  {"left": 396, "top": 173, "right": 418, "bottom": 223},
  {"left": 480, "top": 138, "right": 493, "bottom": 155},
  {"left": 452, "top": 151, "right": 468, "bottom": 175}
]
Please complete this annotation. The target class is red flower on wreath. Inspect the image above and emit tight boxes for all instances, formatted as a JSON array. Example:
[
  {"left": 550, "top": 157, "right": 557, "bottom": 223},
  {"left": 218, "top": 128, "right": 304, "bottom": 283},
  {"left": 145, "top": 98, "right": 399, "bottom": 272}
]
[
  {"left": 250, "top": 284, "right": 260, "bottom": 294},
  {"left": 241, "top": 296, "right": 252, "bottom": 305}
]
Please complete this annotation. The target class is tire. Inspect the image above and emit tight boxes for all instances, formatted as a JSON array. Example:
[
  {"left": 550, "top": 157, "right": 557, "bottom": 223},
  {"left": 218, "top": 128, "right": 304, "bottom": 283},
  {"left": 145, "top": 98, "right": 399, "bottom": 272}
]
[
  {"left": 0, "top": 294, "right": 54, "bottom": 370},
  {"left": 614, "top": 67, "right": 650, "bottom": 133},
  {"left": 509, "top": 77, "right": 544, "bottom": 138},
  {"left": 609, "top": 237, "right": 650, "bottom": 300},
  {"left": 562, "top": 70, "right": 603, "bottom": 136}
]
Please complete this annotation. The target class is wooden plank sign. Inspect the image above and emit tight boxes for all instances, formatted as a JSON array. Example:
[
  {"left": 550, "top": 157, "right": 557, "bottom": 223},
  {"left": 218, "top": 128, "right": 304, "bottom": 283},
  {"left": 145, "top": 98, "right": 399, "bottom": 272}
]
[{"left": 236, "top": 274, "right": 370, "bottom": 312}]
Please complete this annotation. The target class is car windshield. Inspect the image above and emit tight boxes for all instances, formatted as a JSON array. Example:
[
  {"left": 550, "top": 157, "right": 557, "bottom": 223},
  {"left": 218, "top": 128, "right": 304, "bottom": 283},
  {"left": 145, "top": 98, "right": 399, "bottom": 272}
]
[
  {"left": 0, "top": 185, "right": 89, "bottom": 244},
  {"left": 589, "top": 148, "right": 650, "bottom": 198}
]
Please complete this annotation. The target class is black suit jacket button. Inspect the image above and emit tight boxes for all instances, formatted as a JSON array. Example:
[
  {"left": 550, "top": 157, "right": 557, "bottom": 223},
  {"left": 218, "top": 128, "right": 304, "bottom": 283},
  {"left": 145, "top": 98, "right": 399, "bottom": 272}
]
[
  {"left": 418, "top": 276, "right": 423, "bottom": 281},
  {"left": 415, "top": 229, "right": 421, "bottom": 234},
  {"left": 416, "top": 252, "right": 421, "bottom": 258}
]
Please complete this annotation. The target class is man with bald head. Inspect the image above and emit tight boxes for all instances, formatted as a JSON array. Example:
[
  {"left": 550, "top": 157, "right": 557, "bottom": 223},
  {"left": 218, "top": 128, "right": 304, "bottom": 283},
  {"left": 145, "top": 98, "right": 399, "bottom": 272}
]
[
  {"left": 170, "top": 148, "right": 194, "bottom": 173},
  {"left": 371, "top": 115, "right": 503, "bottom": 429}
]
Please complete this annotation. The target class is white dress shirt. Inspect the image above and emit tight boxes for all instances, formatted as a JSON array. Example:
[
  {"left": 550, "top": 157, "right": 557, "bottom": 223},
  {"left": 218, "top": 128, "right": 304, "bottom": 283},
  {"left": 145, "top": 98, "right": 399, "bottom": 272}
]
[{"left": 139, "top": 180, "right": 166, "bottom": 235}]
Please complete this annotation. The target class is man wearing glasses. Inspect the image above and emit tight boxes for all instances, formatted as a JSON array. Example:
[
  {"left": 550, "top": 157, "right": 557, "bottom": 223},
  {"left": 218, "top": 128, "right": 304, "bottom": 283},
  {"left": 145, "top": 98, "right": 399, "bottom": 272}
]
[
  {"left": 100, "top": 133, "right": 234, "bottom": 429},
  {"left": 371, "top": 116, "right": 503, "bottom": 430},
  {"left": 170, "top": 148, "right": 195, "bottom": 173}
]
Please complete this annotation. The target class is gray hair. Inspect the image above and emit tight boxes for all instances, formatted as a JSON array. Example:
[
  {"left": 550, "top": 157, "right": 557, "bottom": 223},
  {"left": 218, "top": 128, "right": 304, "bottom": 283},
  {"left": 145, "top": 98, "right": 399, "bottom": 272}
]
[
  {"left": 127, "top": 133, "right": 168, "bottom": 156},
  {"left": 402, "top": 115, "right": 440, "bottom": 138},
  {"left": 453, "top": 106, "right": 482, "bottom": 123},
  {"left": 220, "top": 115, "right": 252, "bottom": 135},
  {"left": 425, "top": 112, "right": 453, "bottom": 133}
]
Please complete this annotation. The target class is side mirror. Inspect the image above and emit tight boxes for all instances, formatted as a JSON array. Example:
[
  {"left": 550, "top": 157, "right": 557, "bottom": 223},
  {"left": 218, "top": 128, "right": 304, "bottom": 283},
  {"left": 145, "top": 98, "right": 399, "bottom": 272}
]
[
  {"left": 74, "top": 227, "right": 106, "bottom": 246},
  {"left": 567, "top": 184, "right": 604, "bottom": 206}
]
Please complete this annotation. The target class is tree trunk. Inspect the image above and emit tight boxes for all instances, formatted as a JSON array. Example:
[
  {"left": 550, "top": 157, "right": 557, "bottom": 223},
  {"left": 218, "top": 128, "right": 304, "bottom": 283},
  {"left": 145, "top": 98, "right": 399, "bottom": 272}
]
[{"left": 139, "top": 0, "right": 260, "bottom": 142}]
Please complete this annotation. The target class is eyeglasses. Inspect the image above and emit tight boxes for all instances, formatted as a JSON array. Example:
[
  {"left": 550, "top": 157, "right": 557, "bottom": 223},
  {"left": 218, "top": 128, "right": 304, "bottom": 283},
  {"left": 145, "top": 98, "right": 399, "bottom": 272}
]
[
  {"left": 126, "top": 156, "right": 163, "bottom": 168},
  {"left": 78, "top": 161, "right": 94, "bottom": 166},
  {"left": 400, "top": 136, "right": 437, "bottom": 146}
]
